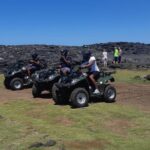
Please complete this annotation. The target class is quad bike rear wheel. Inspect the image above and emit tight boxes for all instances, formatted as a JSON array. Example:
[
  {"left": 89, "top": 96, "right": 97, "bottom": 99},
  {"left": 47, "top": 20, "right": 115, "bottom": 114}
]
[
  {"left": 104, "top": 85, "right": 116, "bottom": 103},
  {"left": 4, "top": 78, "right": 11, "bottom": 89},
  {"left": 10, "top": 78, "right": 23, "bottom": 90}
]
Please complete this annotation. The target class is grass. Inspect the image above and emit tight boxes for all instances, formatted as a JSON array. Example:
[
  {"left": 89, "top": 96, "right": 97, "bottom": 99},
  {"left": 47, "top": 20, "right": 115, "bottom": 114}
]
[
  {"left": 113, "top": 69, "right": 150, "bottom": 83},
  {"left": 0, "top": 74, "right": 4, "bottom": 88},
  {"left": 0, "top": 69, "right": 150, "bottom": 150},
  {"left": 0, "top": 100, "right": 150, "bottom": 150}
]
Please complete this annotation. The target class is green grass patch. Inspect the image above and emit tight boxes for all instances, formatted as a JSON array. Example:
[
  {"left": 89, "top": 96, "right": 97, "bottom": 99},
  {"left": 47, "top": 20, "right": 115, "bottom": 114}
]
[
  {"left": 0, "top": 74, "right": 4, "bottom": 88},
  {"left": 114, "top": 69, "right": 150, "bottom": 83},
  {"left": 0, "top": 100, "right": 150, "bottom": 150}
]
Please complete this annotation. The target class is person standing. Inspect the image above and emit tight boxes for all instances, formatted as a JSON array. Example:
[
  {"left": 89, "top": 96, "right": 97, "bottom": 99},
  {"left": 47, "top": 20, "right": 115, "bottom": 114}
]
[
  {"left": 102, "top": 49, "right": 108, "bottom": 68},
  {"left": 118, "top": 47, "right": 122, "bottom": 63},
  {"left": 113, "top": 47, "right": 119, "bottom": 64}
]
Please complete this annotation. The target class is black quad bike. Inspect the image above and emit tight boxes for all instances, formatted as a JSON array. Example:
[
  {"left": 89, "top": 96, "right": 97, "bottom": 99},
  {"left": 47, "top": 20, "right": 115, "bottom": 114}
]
[
  {"left": 52, "top": 67, "right": 116, "bottom": 108},
  {"left": 32, "top": 68, "right": 60, "bottom": 98},
  {"left": 3, "top": 60, "right": 47, "bottom": 90}
]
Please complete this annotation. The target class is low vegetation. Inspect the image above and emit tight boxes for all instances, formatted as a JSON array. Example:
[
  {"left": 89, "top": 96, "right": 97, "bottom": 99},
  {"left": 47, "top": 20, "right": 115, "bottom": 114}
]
[{"left": 114, "top": 69, "right": 150, "bottom": 83}]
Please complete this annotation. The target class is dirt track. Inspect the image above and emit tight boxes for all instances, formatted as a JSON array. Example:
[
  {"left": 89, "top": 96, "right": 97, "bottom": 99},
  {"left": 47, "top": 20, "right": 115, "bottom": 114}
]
[{"left": 0, "top": 83, "right": 150, "bottom": 111}]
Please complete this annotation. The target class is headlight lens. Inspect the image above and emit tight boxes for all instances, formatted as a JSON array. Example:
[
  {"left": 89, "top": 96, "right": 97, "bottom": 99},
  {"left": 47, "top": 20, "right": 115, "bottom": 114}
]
[
  {"left": 22, "top": 67, "right": 26, "bottom": 71},
  {"left": 99, "top": 81, "right": 103, "bottom": 84},
  {"left": 34, "top": 73, "right": 39, "bottom": 80},
  {"left": 82, "top": 73, "right": 87, "bottom": 77},
  {"left": 48, "top": 75, "right": 55, "bottom": 80},
  {"left": 11, "top": 71, "right": 16, "bottom": 75},
  {"left": 71, "top": 79, "right": 79, "bottom": 84}
]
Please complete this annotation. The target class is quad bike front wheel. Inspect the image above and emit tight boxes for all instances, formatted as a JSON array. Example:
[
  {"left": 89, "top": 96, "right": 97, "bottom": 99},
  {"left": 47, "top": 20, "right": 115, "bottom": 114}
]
[
  {"left": 70, "top": 88, "right": 89, "bottom": 108},
  {"left": 52, "top": 84, "right": 69, "bottom": 105},
  {"left": 52, "top": 84, "right": 59, "bottom": 104},
  {"left": 32, "top": 84, "right": 41, "bottom": 98},
  {"left": 10, "top": 78, "right": 23, "bottom": 90},
  {"left": 104, "top": 85, "right": 116, "bottom": 103}
]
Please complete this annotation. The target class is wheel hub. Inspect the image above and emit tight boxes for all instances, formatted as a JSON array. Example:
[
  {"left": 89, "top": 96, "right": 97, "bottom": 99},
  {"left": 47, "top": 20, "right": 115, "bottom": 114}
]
[
  {"left": 107, "top": 89, "right": 115, "bottom": 99},
  {"left": 76, "top": 93, "right": 86, "bottom": 104},
  {"left": 14, "top": 81, "right": 22, "bottom": 89}
]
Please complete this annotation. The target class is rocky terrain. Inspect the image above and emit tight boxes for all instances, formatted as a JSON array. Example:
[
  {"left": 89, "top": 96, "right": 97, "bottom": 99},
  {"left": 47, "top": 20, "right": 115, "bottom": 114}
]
[{"left": 0, "top": 42, "right": 150, "bottom": 73}]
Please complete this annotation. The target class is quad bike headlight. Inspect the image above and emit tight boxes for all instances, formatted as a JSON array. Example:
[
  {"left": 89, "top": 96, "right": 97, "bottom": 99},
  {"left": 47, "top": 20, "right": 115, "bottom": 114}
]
[
  {"left": 99, "top": 81, "right": 103, "bottom": 84},
  {"left": 82, "top": 73, "right": 88, "bottom": 77},
  {"left": 11, "top": 71, "right": 17, "bottom": 75},
  {"left": 21, "top": 67, "right": 26, "bottom": 71},
  {"left": 48, "top": 75, "right": 55, "bottom": 80},
  {"left": 34, "top": 73, "right": 39, "bottom": 80},
  {"left": 71, "top": 79, "right": 79, "bottom": 85}
]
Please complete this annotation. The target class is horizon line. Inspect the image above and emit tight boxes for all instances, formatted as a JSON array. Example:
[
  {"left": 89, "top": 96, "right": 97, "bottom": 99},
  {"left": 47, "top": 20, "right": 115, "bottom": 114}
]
[{"left": 0, "top": 41, "right": 150, "bottom": 47}]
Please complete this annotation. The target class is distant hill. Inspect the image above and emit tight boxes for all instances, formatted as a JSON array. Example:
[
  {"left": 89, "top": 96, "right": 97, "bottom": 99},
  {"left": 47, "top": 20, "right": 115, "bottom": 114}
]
[{"left": 0, "top": 42, "right": 150, "bottom": 72}]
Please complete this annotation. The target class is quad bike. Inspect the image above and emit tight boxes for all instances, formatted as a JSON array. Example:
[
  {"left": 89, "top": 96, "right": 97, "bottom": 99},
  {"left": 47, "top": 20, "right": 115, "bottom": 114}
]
[
  {"left": 3, "top": 60, "right": 47, "bottom": 90},
  {"left": 52, "top": 67, "right": 116, "bottom": 108},
  {"left": 32, "top": 68, "right": 60, "bottom": 98}
]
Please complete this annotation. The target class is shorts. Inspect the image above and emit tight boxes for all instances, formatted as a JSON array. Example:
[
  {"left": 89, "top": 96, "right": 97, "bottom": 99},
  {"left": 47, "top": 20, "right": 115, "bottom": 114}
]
[
  {"left": 61, "top": 67, "right": 71, "bottom": 73},
  {"left": 27, "top": 64, "right": 37, "bottom": 70},
  {"left": 114, "top": 57, "right": 118, "bottom": 62},
  {"left": 89, "top": 71, "right": 100, "bottom": 80}
]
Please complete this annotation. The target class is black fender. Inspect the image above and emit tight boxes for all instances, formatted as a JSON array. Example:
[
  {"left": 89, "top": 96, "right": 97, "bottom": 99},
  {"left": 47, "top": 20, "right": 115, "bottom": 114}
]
[{"left": 110, "top": 76, "right": 115, "bottom": 82}]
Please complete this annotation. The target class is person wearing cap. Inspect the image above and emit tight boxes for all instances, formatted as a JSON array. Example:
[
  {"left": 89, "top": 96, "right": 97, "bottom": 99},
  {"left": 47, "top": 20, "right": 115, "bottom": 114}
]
[
  {"left": 81, "top": 51, "right": 100, "bottom": 94},
  {"left": 60, "top": 49, "right": 72, "bottom": 75}
]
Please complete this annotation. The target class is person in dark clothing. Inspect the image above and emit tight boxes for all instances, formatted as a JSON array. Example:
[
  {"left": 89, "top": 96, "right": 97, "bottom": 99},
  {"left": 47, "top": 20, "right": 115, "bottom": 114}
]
[
  {"left": 60, "top": 49, "right": 72, "bottom": 75},
  {"left": 118, "top": 47, "right": 122, "bottom": 63},
  {"left": 81, "top": 51, "right": 90, "bottom": 65},
  {"left": 27, "top": 53, "right": 40, "bottom": 76}
]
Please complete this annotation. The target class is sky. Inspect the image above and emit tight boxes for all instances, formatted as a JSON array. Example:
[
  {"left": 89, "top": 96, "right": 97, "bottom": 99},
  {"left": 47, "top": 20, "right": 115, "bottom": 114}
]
[{"left": 0, "top": 0, "right": 150, "bottom": 45}]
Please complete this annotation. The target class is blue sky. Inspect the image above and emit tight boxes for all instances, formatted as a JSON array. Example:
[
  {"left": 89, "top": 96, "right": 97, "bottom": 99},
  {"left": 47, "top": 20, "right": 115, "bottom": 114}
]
[{"left": 0, "top": 0, "right": 150, "bottom": 45}]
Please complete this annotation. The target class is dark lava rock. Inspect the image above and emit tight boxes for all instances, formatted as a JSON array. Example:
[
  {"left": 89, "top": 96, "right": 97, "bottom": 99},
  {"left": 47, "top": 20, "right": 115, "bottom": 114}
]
[
  {"left": 0, "top": 42, "right": 150, "bottom": 73},
  {"left": 43, "top": 139, "right": 56, "bottom": 147},
  {"left": 28, "top": 142, "right": 44, "bottom": 148},
  {"left": 28, "top": 139, "right": 56, "bottom": 149},
  {"left": 144, "top": 74, "right": 150, "bottom": 81}
]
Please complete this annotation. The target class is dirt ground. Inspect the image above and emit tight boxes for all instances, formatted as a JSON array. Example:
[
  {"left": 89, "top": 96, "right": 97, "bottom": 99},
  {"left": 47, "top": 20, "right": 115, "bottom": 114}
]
[
  {"left": 0, "top": 83, "right": 150, "bottom": 111},
  {"left": 115, "top": 83, "right": 150, "bottom": 112}
]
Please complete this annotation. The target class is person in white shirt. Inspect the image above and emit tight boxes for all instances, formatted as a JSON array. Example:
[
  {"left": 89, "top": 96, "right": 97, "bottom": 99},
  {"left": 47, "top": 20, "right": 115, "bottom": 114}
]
[
  {"left": 102, "top": 49, "right": 108, "bottom": 67},
  {"left": 81, "top": 51, "right": 100, "bottom": 94}
]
